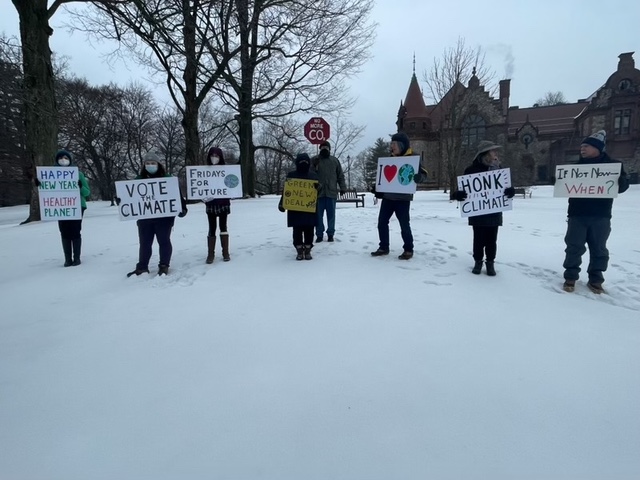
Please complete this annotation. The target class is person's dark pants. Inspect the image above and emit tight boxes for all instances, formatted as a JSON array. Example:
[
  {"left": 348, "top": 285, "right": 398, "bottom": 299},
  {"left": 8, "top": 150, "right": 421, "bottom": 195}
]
[
  {"left": 293, "top": 226, "right": 315, "bottom": 246},
  {"left": 563, "top": 216, "right": 611, "bottom": 284},
  {"left": 316, "top": 197, "right": 336, "bottom": 237},
  {"left": 207, "top": 213, "right": 228, "bottom": 236},
  {"left": 377, "top": 199, "right": 413, "bottom": 252},
  {"left": 136, "top": 217, "right": 175, "bottom": 269},
  {"left": 472, "top": 226, "right": 499, "bottom": 262},
  {"left": 58, "top": 207, "right": 86, "bottom": 239}
]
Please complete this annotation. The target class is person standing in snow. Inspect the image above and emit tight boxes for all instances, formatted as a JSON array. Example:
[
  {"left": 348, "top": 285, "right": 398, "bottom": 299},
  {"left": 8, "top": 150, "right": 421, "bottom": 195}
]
[
  {"left": 203, "top": 147, "right": 232, "bottom": 264},
  {"left": 279, "top": 153, "right": 319, "bottom": 260},
  {"left": 561, "top": 130, "right": 629, "bottom": 294},
  {"left": 370, "top": 132, "right": 428, "bottom": 260},
  {"left": 126, "top": 152, "right": 188, "bottom": 277},
  {"left": 452, "top": 141, "right": 515, "bottom": 276},
  {"left": 311, "top": 141, "right": 346, "bottom": 242}
]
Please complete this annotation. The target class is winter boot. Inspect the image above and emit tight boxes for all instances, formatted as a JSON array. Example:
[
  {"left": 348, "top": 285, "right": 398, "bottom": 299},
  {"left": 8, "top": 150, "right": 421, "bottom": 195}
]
[
  {"left": 485, "top": 261, "right": 496, "bottom": 276},
  {"left": 158, "top": 264, "right": 169, "bottom": 276},
  {"left": 370, "top": 248, "right": 390, "bottom": 257},
  {"left": 61, "top": 237, "right": 73, "bottom": 267},
  {"left": 587, "top": 282, "right": 605, "bottom": 294},
  {"left": 127, "top": 268, "right": 149, "bottom": 277},
  {"left": 562, "top": 280, "right": 576, "bottom": 292},
  {"left": 206, "top": 235, "right": 216, "bottom": 264},
  {"left": 471, "top": 260, "right": 483, "bottom": 275},
  {"left": 220, "top": 232, "right": 230, "bottom": 262},
  {"left": 71, "top": 238, "right": 82, "bottom": 266},
  {"left": 295, "top": 245, "right": 304, "bottom": 261},
  {"left": 304, "top": 245, "right": 313, "bottom": 260},
  {"left": 398, "top": 251, "right": 413, "bottom": 260}
]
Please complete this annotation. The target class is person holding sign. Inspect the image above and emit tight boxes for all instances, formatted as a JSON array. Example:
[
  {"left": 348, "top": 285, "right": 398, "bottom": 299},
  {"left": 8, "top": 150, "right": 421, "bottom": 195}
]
[
  {"left": 126, "top": 152, "right": 188, "bottom": 277},
  {"left": 39, "top": 150, "right": 91, "bottom": 267},
  {"left": 278, "top": 153, "right": 319, "bottom": 260},
  {"left": 370, "top": 132, "right": 427, "bottom": 260},
  {"left": 203, "top": 147, "right": 232, "bottom": 263},
  {"left": 452, "top": 141, "right": 515, "bottom": 276},
  {"left": 561, "top": 130, "right": 629, "bottom": 294}
]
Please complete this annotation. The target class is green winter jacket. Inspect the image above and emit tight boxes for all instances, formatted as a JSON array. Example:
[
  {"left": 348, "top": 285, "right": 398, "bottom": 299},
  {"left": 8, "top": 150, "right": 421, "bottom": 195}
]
[{"left": 312, "top": 154, "right": 346, "bottom": 199}]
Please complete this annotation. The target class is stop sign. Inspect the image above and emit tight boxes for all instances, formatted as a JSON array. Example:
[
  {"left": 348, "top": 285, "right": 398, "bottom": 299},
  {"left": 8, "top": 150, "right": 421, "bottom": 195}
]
[{"left": 304, "top": 117, "right": 330, "bottom": 145}]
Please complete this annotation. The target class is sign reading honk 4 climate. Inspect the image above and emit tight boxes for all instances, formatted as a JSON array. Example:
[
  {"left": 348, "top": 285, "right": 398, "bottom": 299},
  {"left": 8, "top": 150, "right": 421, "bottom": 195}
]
[
  {"left": 36, "top": 166, "right": 82, "bottom": 220},
  {"left": 457, "top": 168, "right": 513, "bottom": 218},
  {"left": 283, "top": 178, "right": 318, "bottom": 213},
  {"left": 374, "top": 156, "right": 420, "bottom": 194},
  {"left": 554, "top": 163, "right": 621, "bottom": 198}
]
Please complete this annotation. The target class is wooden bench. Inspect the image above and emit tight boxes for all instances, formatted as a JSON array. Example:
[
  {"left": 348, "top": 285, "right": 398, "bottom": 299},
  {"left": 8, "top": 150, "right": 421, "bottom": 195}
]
[
  {"left": 513, "top": 187, "right": 532, "bottom": 199},
  {"left": 336, "top": 189, "right": 365, "bottom": 207}
]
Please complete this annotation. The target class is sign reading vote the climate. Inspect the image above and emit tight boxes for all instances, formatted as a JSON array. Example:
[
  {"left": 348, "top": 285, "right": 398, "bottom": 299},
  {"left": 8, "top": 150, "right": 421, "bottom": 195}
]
[
  {"left": 186, "top": 165, "right": 243, "bottom": 200},
  {"left": 554, "top": 163, "right": 621, "bottom": 198},
  {"left": 36, "top": 166, "right": 82, "bottom": 220},
  {"left": 115, "top": 177, "right": 181, "bottom": 221},
  {"left": 374, "top": 156, "right": 421, "bottom": 194},
  {"left": 457, "top": 168, "right": 513, "bottom": 218},
  {"left": 282, "top": 178, "right": 318, "bottom": 213}
]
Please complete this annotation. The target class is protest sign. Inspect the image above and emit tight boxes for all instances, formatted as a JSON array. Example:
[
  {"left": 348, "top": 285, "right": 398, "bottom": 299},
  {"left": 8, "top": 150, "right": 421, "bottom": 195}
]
[
  {"left": 374, "top": 156, "right": 421, "bottom": 194},
  {"left": 36, "top": 166, "right": 82, "bottom": 220},
  {"left": 186, "top": 165, "right": 243, "bottom": 200},
  {"left": 282, "top": 178, "right": 318, "bottom": 213},
  {"left": 457, "top": 168, "right": 513, "bottom": 218},
  {"left": 115, "top": 177, "right": 181, "bottom": 221},
  {"left": 554, "top": 163, "right": 621, "bottom": 198}
]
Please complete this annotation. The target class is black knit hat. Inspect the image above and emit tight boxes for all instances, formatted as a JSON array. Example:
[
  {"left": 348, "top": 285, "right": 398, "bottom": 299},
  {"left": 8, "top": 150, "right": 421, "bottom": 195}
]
[
  {"left": 319, "top": 141, "right": 331, "bottom": 150},
  {"left": 581, "top": 130, "right": 606, "bottom": 153},
  {"left": 391, "top": 132, "right": 410, "bottom": 155},
  {"left": 295, "top": 153, "right": 311, "bottom": 165}
]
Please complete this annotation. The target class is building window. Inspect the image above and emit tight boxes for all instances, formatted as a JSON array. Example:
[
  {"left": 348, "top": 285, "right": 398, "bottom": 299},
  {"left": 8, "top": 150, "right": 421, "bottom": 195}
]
[
  {"left": 461, "top": 115, "right": 485, "bottom": 146},
  {"left": 614, "top": 109, "right": 631, "bottom": 135},
  {"left": 410, "top": 122, "right": 416, "bottom": 129}
]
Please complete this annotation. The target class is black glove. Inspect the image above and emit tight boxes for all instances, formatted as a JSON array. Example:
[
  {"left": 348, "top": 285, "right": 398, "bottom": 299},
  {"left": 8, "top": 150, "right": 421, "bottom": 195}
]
[
  {"left": 115, "top": 197, "right": 121, "bottom": 206},
  {"left": 34, "top": 178, "right": 41, "bottom": 187},
  {"left": 453, "top": 190, "right": 467, "bottom": 201},
  {"left": 340, "top": 190, "right": 346, "bottom": 196},
  {"left": 77, "top": 179, "right": 83, "bottom": 189},
  {"left": 278, "top": 205, "right": 285, "bottom": 213},
  {"left": 504, "top": 186, "right": 515, "bottom": 198},
  {"left": 369, "top": 185, "right": 376, "bottom": 194},
  {"left": 178, "top": 208, "right": 188, "bottom": 218}
]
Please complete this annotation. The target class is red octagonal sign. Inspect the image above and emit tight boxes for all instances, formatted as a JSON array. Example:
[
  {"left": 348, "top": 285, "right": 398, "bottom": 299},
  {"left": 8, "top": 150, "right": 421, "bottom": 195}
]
[{"left": 304, "top": 117, "right": 330, "bottom": 145}]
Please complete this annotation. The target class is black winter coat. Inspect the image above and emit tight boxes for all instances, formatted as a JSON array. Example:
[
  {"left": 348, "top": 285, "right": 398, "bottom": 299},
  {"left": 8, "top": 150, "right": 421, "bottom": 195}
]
[
  {"left": 279, "top": 169, "right": 319, "bottom": 228},
  {"left": 463, "top": 159, "right": 503, "bottom": 227}
]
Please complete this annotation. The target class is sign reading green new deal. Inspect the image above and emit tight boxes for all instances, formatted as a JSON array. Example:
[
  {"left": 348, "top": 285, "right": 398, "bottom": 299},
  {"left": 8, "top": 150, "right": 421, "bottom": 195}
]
[
  {"left": 186, "top": 165, "right": 243, "bottom": 200},
  {"left": 36, "top": 166, "right": 82, "bottom": 220},
  {"left": 374, "top": 155, "right": 421, "bottom": 194}
]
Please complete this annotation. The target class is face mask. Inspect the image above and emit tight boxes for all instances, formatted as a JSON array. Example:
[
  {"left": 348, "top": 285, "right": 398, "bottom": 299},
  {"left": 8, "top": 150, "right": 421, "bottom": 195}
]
[
  {"left": 210, "top": 156, "right": 220, "bottom": 165},
  {"left": 319, "top": 149, "right": 330, "bottom": 158},
  {"left": 297, "top": 161, "right": 310, "bottom": 174},
  {"left": 145, "top": 164, "right": 158, "bottom": 175},
  {"left": 58, "top": 157, "right": 70, "bottom": 167}
]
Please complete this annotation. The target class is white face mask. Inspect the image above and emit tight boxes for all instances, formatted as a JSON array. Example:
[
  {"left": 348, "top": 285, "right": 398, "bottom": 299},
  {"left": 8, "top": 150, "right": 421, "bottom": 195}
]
[
  {"left": 58, "top": 157, "right": 71, "bottom": 167},
  {"left": 145, "top": 164, "right": 158, "bottom": 174},
  {"left": 210, "top": 155, "right": 220, "bottom": 165}
]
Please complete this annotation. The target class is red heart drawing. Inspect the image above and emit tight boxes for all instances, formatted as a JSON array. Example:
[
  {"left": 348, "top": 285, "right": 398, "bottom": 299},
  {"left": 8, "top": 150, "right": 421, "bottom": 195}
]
[{"left": 383, "top": 165, "right": 397, "bottom": 183}]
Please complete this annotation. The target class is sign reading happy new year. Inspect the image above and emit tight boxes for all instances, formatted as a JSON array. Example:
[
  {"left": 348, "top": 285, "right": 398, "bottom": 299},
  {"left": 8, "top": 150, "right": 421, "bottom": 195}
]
[
  {"left": 36, "top": 166, "right": 82, "bottom": 221},
  {"left": 374, "top": 156, "right": 421, "bottom": 194},
  {"left": 457, "top": 168, "right": 513, "bottom": 218},
  {"left": 282, "top": 178, "right": 318, "bottom": 213},
  {"left": 554, "top": 163, "right": 621, "bottom": 198},
  {"left": 186, "top": 165, "right": 243, "bottom": 200},
  {"left": 115, "top": 177, "right": 182, "bottom": 221}
]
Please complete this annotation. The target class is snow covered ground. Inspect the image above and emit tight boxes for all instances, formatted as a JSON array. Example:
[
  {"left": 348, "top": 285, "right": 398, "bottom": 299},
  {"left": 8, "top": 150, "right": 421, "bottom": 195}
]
[{"left": 1, "top": 185, "right": 639, "bottom": 480}]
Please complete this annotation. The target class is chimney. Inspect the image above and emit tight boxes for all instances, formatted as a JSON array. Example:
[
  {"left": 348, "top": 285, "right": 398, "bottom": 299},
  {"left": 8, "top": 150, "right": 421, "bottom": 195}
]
[
  {"left": 499, "top": 79, "right": 511, "bottom": 116},
  {"left": 618, "top": 52, "right": 635, "bottom": 71}
]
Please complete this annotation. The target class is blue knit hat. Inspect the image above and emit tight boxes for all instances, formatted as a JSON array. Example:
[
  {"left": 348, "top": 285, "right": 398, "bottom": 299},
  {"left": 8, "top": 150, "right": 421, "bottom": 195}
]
[
  {"left": 391, "top": 132, "right": 410, "bottom": 155},
  {"left": 581, "top": 130, "right": 606, "bottom": 153}
]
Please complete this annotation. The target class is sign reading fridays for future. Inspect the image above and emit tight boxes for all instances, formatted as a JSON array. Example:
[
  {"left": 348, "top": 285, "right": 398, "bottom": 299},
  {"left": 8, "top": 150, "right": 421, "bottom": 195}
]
[
  {"left": 374, "top": 156, "right": 421, "bottom": 194},
  {"left": 554, "top": 163, "right": 622, "bottom": 198},
  {"left": 36, "top": 166, "right": 82, "bottom": 220},
  {"left": 185, "top": 165, "right": 243, "bottom": 200},
  {"left": 282, "top": 178, "right": 318, "bottom": 213},
  {"left": 457, "top": 168, "right": 513, "bottom": 218},
  {"left": 115, "top": 177, "right": 182, "bottom": 221}
]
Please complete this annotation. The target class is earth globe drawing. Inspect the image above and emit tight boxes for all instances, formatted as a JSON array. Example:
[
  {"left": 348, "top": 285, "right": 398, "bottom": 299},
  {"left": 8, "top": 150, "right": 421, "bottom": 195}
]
[
  {"left": 225, "top": 174, "right": 240, "bottom": 189},
  {"left": 397, "top": 164, "right": 415, "bottom": 185}
]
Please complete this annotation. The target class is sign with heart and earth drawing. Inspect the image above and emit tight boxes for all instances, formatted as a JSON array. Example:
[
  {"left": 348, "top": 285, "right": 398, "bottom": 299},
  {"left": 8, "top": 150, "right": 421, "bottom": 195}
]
[{"left": 374, "top": 156, "right": 421, "bottom": 194}]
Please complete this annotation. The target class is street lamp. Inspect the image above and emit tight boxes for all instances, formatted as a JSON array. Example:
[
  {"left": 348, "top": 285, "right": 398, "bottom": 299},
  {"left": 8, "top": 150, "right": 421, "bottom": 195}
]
[{"left": 346, "top": 155, "right": 351, "bottom": 190}]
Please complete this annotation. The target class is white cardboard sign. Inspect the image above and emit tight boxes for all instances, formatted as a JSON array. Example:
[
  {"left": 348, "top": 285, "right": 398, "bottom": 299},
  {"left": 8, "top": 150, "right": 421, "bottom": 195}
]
[
  {"left": 115, "top": 177, "right": 182, "bottom": 221},
  {"left": 186, "top": 165, "right": 243, "bottom": 200},
  {"left": 554, "top": 163, "right": 621, "bottom": 198},
  {"left": 374, "top": 156, "right": 421, "bottom": 194},
  {"left": 36, "top": 166, "right": 82, "bottom": 221},
  {"left": 457, "top": 168, "right": 513, "bottom": 218}
]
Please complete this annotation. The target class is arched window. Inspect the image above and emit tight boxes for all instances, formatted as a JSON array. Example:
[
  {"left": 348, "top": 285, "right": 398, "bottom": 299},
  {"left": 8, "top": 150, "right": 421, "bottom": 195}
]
[{"left": 461, "top": 115, "right": 485, "bottom": 146}]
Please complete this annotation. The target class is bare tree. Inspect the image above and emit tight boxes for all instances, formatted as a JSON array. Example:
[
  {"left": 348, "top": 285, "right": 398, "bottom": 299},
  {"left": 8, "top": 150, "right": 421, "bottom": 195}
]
[
  {"left": 422, "top": 37, "right": 496, "bottom": 195},
  {"left": 535, "top": 91, "right": 567, "bottom": 106}
]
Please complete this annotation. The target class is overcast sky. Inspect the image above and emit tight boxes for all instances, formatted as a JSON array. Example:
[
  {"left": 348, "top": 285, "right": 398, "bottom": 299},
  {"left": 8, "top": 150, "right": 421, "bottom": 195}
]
[{"left": 2, "top": 0, "right": 639, "bottom": 158}]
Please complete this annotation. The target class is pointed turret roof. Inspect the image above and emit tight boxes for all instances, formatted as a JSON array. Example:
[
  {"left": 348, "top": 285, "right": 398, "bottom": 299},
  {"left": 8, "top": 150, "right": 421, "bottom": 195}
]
[{"left": 403, "top": 73, "right": 428, "bottom": 118}]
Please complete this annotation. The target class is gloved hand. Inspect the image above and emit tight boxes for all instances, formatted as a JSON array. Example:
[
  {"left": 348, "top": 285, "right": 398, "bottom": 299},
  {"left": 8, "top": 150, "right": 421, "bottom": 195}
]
[
  {"left": 340, "top": 190, "right": 346, "bottom": 196},
  {"left": 504, "top": 186, "right": 515, "bottom": 198},
  {"left": 77, "top": 179, "right": 83, "bottom": 189},
  {"left": 34, "top": 178, "right": 41, "bottom": 187},
  {"left": 278, "top": 205, "right": 285, "bottom": 213},
  {"left": 369, "top": 184, "right": 376, "bottom": 194},
  {"left": 453, "top": 190, "right": 467, "bottom": 201},
  {"left": 115, "top": 197, "right": 121, "bottom": 206},
  {"left": 178, "top": 208, "right": 188, "bottom": 218}
]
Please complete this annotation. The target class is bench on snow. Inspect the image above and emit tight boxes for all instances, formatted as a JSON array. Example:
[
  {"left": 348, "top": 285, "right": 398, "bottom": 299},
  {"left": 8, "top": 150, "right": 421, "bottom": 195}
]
[
  {"left": 336, "top": 189, "right": 365, "bottom": 207},
  {"left": 513, "top": 187, "right": 532, "bottom": 199}
]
